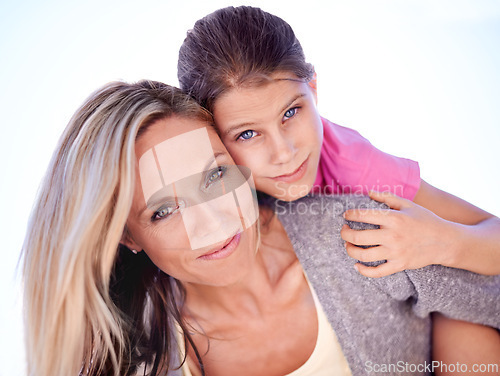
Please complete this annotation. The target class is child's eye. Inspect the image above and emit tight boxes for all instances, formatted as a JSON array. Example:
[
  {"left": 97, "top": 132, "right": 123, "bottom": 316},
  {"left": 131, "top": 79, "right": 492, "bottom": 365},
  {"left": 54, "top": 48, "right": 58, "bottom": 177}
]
[
  {"left": 152, "top": 204, "right": 179, "bottom": 221},
  {"left": 283, "top": 107, "right": 298, "bottom": 121},
  {"left": 237, "top": 130, "right": 257, "bottom": 141},
  {"left": 205, "top": 166, "right": 226, "bottom": 188}
]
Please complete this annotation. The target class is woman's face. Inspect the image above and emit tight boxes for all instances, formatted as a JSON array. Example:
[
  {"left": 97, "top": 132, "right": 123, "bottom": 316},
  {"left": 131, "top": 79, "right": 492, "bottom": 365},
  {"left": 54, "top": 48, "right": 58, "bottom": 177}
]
[{"left": 125, "top": 116, "right": 259, "bottom": 286}]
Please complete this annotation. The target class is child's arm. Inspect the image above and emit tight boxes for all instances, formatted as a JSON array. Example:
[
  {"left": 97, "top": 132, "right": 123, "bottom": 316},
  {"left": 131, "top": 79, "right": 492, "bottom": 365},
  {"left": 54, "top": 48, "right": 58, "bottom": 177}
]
[
  {"left": 341, "top": 179, "right": 500, "bottom": 277},
  {"left": 432, "top": 313, "right": 500, "bottom": 376}
]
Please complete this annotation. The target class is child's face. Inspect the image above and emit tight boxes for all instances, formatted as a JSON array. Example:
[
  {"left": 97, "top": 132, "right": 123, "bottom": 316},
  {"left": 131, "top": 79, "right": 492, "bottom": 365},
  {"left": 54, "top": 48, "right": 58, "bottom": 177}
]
[{"left": 212, "top": 73, "right": 323, "bottom": 201}]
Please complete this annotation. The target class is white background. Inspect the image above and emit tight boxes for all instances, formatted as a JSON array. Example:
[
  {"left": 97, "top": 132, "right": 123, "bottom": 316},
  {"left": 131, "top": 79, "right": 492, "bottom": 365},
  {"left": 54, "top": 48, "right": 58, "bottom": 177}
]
[{"left": 1, "top": 1, "right": 499, "bottom": 374}]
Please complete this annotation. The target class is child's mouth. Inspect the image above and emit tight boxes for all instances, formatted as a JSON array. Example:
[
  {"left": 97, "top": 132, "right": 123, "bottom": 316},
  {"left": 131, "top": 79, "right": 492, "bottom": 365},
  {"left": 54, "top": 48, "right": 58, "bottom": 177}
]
[{"left": 272, "top": 157, "right": 309, "bottom": 183}]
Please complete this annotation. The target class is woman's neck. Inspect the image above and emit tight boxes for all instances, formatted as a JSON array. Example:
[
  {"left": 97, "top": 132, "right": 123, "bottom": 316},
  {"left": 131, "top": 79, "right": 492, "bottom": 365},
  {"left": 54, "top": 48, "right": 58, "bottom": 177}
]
[{"left": 183, "top": 212, "right": 300, "bottom": 321}]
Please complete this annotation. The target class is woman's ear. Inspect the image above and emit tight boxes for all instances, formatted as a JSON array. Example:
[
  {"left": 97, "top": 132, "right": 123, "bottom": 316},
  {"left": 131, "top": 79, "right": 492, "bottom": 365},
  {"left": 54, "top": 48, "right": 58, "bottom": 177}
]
[
  {"left": 308, "top": 69, "right": 318, "bottom": 104},
  {"left": 120, "top": 227, "right": 142, "bottom": 254}
]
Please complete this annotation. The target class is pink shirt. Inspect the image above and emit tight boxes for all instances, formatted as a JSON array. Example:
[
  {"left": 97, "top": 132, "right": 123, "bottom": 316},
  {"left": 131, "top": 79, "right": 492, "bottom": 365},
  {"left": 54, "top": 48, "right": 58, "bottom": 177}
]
[{"left": 312, "top": 118, "right": 420, "bottom": 200}]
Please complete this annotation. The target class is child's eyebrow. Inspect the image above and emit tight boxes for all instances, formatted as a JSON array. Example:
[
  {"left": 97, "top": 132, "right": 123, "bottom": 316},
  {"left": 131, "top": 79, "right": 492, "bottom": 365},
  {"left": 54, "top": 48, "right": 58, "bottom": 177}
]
[
  {"left": 223, "top": 122, "right": 255, "bottom": 136},
  {"left": 223, "top": 93, "right": 308, "bottom": 136},
  {"left": 278, "top": 93, "right": 307, "bottom": 115}
]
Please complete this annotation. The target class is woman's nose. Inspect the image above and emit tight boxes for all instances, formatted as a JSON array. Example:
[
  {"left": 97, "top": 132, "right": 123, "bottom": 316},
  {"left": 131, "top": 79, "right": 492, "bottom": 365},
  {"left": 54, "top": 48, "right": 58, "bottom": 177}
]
[
  {"left": 183, "top": 195, "right": 240, "bottom": 250},
  {"left": 189, "top": 200, "right": 222, "bottom": 236}
]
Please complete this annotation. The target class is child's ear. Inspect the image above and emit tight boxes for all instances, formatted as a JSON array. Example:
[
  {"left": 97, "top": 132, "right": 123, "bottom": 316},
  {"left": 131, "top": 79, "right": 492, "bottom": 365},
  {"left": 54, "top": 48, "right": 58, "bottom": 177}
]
[
  {"left": 120, "top": 227, "right": 141, "bottom": 253},
  {"left": 308, "top": 69, "right": 318, "bottom": 104}
]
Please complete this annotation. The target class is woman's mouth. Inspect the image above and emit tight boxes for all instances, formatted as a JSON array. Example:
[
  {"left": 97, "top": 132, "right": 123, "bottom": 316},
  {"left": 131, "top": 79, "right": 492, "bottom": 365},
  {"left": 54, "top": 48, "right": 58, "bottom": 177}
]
[
  {"left": 272, "top": 157, "right": 309, "bottom": 183},
  {"left": 196, "top": 232, "right": 241, "bottom": 261}
]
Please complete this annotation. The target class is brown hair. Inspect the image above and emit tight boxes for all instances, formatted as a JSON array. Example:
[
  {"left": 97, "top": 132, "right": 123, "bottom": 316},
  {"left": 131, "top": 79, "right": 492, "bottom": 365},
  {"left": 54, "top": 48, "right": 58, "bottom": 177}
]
[{"left": 177, "top": 6, "right": 314, "bottom": 112}]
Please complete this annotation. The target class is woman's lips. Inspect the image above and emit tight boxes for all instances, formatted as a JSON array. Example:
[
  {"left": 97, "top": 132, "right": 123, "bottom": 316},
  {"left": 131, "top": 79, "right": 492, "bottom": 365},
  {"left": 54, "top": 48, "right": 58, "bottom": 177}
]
[
  {"left": 197, "top": 232, "right": 241, "bottom": 261},
  {"left": 272, "top": 157, "right": 309, "bottom": 183}
]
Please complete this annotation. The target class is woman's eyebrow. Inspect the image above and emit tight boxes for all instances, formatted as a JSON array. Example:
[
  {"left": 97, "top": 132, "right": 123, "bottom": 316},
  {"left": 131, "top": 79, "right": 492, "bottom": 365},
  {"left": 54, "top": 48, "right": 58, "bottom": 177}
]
[
  {"left": 138, "top": 152, "right": 228, "bottom": 216},
  {"left": 145, "top": 194, "right": 177, "bottom": 211},
  {"left": 138, "top": 192, "right": 176, "bottom": 218},
  {"left": 205, "top": 151, "right": 226, "bottom": 170}
]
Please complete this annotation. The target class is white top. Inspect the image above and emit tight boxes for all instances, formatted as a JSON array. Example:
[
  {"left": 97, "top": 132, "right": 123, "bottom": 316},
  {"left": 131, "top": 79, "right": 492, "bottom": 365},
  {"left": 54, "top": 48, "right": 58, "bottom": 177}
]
[
  {"left": 285, "top": 278, "right": 351, "bottom": 376},
  {"left": 179, "top": 276, "right": 352, "bottom": 376}
]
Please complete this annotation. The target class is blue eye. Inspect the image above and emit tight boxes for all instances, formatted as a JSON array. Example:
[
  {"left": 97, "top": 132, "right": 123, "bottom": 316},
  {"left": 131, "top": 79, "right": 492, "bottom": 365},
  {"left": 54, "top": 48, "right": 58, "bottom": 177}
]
[
  {"left": 205, "top": 166, "right": 226, "bottom": 188},
  {"left": 237, "top": 130, "right": 257, "bottom": 141},
  {"left": 152, "top": 205, "right": 179, "bottom": 221},
  {"left": 283, "top": 107, "right": 298, "bottom": 121}
]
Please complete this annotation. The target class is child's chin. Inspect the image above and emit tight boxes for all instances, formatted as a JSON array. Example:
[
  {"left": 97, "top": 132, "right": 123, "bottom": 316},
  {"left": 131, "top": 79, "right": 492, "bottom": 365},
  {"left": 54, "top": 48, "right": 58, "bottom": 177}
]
[{"left": 269, "top": 183, "right": 312, "bottom": 202}]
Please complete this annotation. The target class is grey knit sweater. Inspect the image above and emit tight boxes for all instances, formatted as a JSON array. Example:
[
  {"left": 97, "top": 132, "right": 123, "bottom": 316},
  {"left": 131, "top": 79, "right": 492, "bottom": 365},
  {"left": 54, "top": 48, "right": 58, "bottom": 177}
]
[
  {"left": 165, "top": 195, "right": 500, "bottom": 375},
  {"left": 275, "top": 194, "right": 500, "bottom": 376}
]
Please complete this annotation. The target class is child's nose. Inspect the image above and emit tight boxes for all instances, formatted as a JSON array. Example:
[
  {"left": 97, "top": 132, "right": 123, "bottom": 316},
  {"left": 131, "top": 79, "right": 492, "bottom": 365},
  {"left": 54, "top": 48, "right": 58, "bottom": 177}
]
[{"left": 269, "top": 134, "right": 296, "bottom": 165}]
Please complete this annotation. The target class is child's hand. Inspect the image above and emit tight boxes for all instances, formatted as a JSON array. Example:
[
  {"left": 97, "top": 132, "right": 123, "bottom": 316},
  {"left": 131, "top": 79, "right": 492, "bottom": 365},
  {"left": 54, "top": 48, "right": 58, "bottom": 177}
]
[{"left": 341, "top": 191, "right": 456, "bottom": 278}]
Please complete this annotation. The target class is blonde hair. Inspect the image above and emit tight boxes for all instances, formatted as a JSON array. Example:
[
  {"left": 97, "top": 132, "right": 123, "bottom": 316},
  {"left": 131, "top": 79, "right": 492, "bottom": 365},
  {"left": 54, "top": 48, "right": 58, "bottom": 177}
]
[{"left": 21, "top": 81, "right": 212, "bottom": 376}]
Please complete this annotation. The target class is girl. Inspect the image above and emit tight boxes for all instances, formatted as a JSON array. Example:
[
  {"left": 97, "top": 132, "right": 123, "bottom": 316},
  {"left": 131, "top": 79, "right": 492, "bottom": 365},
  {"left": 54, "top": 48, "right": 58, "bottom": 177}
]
[
  {"left": 176, "top": 5, "right": 500, "bottom": 373},
  {"left": 22, "top": 80, "right": 499, "bottom": 376},
  {"left": 177, "top": 5, "right": 500, "bottom": 279}
]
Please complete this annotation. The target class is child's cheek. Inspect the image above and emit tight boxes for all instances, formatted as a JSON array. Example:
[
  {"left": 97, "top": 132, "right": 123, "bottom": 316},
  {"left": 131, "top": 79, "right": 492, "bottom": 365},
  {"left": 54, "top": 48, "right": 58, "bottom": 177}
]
[{"left": 225, "top": 143, "right": 262, "bottom": 176}]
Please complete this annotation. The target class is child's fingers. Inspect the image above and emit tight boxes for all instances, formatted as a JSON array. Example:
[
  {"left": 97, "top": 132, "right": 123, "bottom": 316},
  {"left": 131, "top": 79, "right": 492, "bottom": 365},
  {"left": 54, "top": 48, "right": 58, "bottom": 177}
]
[
  {"left": 368, "top": 190, "right": 412, "bottom": 210},
  {"left": 355, "top": 261, "right": 401, "bottom": 278},
  {"left": 345, "top": 242, "right": 386, "bottom": 263},
  {"left": 341, "top": 225, "right": 385, "bottom": 246},
  {"left": 343, "top": 208, "right": 398, "bottom": 227}
]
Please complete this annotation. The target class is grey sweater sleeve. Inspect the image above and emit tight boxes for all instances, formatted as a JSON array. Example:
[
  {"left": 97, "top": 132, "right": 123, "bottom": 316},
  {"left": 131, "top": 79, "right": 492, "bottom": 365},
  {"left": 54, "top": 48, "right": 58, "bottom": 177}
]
[
  {"left": 276, "top": 194, "right": 500, "bottom": 328},
  {"left": 345, "top": 198, "right": 500, "bottom": 328},
  {"left": 389, "top": 265, "right": 500, "bottom": 327}
]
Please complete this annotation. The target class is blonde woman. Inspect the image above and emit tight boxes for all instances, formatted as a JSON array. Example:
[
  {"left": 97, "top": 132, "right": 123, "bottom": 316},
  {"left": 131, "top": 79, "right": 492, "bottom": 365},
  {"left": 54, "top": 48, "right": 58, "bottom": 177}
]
[{"left": 22, "top": 81, "right": 499, "bottom": 376}]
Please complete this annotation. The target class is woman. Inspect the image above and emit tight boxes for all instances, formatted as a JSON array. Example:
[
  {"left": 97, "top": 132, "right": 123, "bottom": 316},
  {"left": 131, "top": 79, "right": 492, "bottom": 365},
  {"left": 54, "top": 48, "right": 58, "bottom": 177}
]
[{"left": 22, "top": 81, "right": 499, "bottom": 376}]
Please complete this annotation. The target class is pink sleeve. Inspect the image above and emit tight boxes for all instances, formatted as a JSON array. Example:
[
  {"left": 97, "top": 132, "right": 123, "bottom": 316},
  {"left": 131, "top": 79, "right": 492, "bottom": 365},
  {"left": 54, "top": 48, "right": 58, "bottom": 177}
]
[{"left": 312, "top": 117, "right": 421, "bottom": 200}]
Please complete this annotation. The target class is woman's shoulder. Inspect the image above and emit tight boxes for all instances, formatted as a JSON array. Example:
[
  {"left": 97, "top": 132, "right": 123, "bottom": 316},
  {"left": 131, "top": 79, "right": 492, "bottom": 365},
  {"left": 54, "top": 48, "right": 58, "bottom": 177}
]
[
  {"left": 271, "top": 194, "right": 386, "bottom": 267},
  {"left": 274, "top": 194, "right": 386, "bottom": 233}
]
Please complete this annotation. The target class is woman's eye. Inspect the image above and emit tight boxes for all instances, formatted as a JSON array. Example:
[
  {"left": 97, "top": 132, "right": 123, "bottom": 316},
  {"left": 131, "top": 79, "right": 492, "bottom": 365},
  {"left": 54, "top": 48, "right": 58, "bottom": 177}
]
[
  {"left": 152, "top": 205, "right": 178, "bottom": 221},
  {"left": 237, "top": 130, "right": 257, "bottom": 141},
  {"left": 205, "top": 166, "right": 226, "bottom": 188},
  {"left": 283, "top": 107, "right": 298, "bottom": 121}
]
